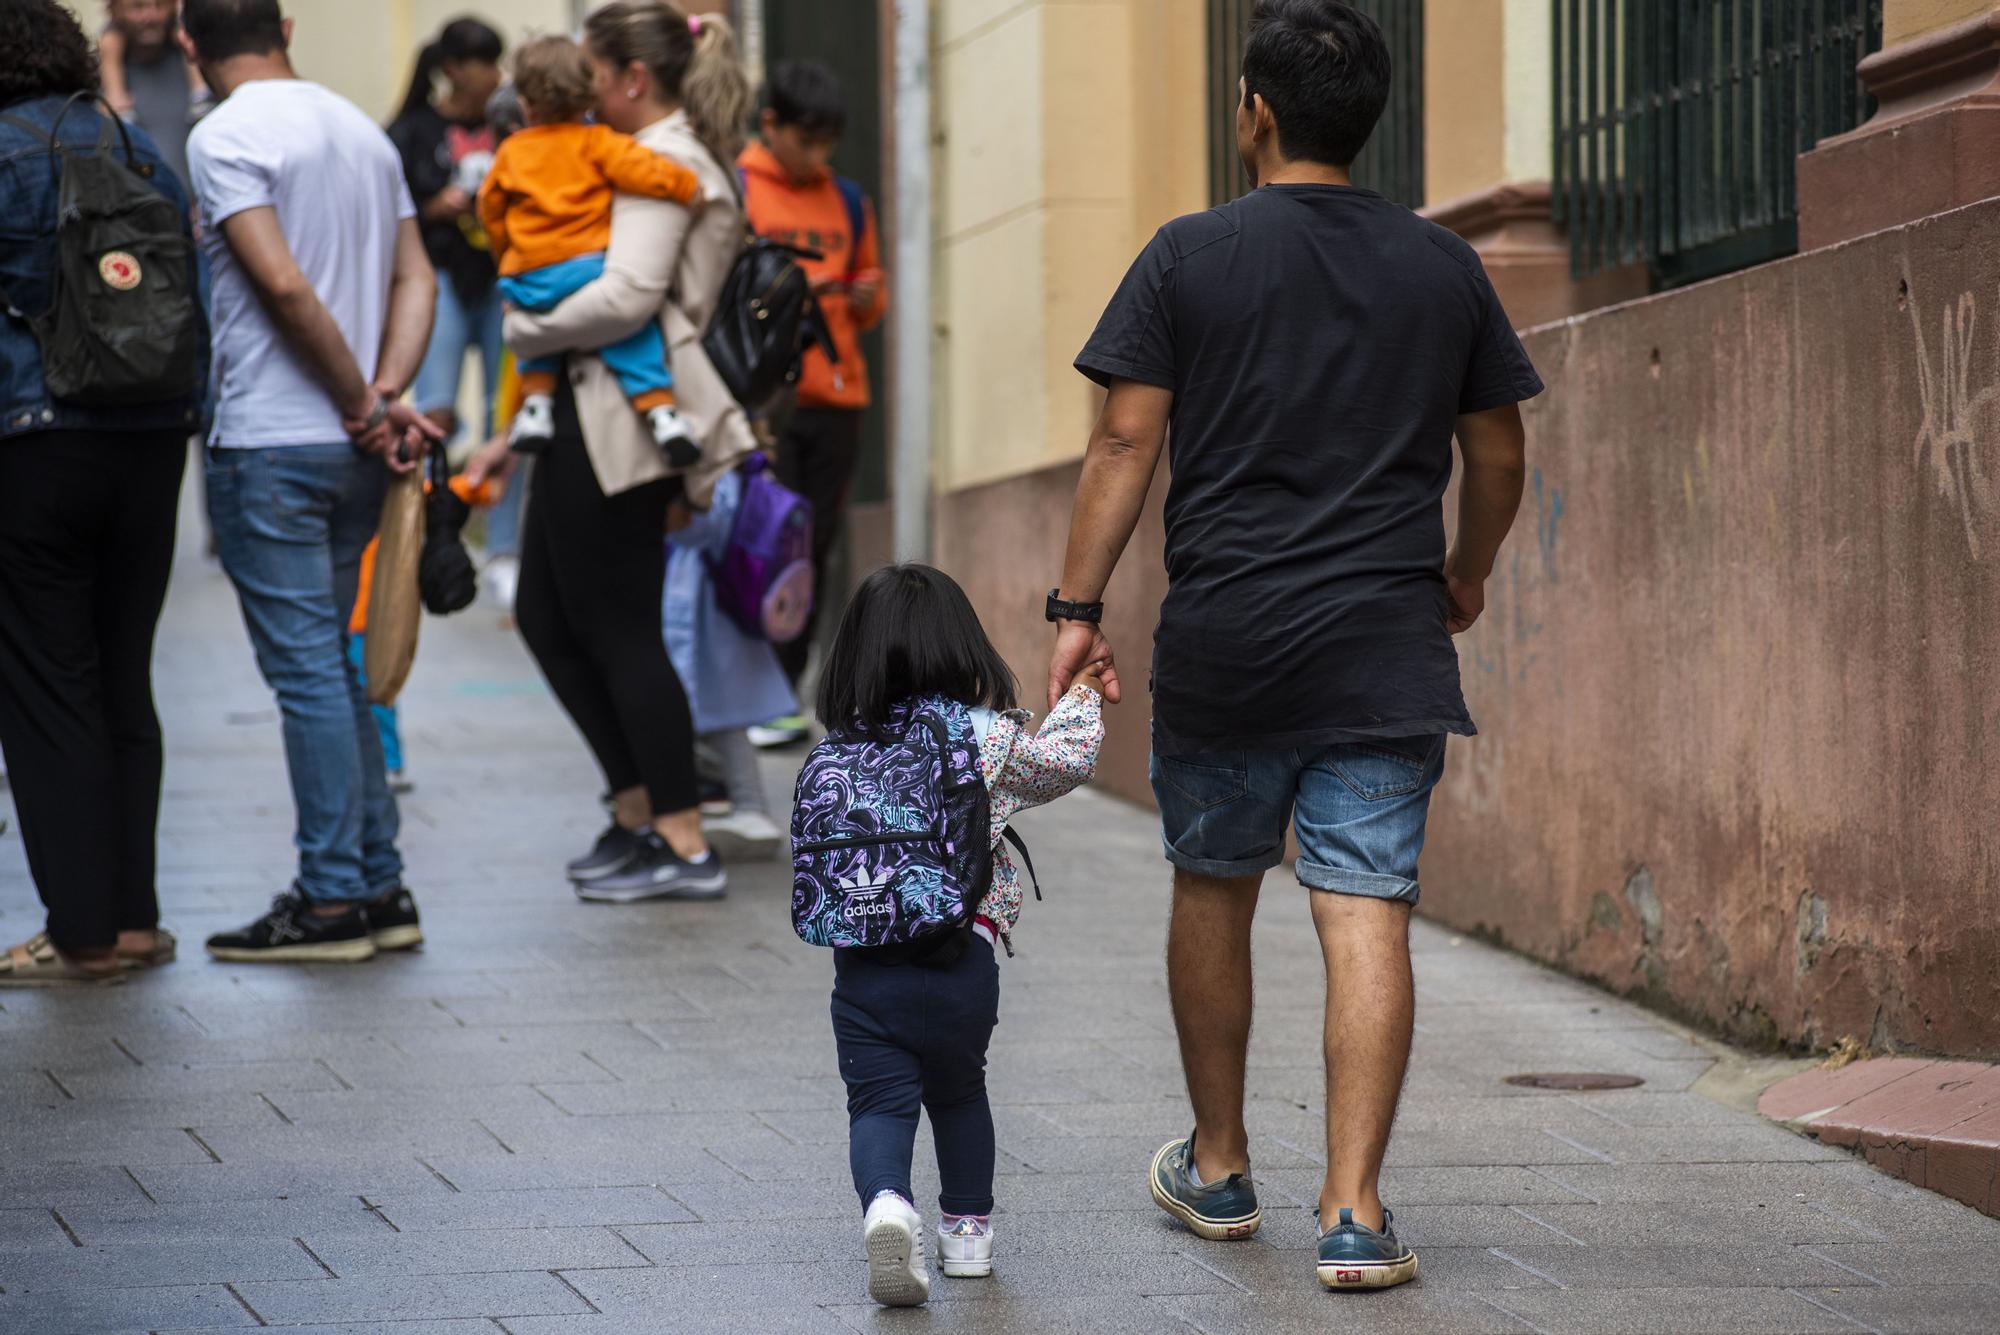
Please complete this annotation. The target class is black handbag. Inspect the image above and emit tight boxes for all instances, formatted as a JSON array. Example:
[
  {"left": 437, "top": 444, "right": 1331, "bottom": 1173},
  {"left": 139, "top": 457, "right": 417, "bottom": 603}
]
[{"left": 702, "top": 170, "right": 837, "bottom": 412}]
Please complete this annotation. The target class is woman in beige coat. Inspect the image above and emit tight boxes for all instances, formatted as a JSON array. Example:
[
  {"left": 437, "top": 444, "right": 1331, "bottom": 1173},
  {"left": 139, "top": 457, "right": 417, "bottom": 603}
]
[{"left": 466, "top": 2, "right": 754, "bottom": 901}]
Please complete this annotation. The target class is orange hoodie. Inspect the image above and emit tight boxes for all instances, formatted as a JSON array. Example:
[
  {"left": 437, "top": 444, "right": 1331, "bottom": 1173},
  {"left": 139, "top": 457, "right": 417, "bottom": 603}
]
[
  {"left": 737, "top": 142, "right": 886, "bottom": 412},
  {"left": 480, "top": 123, "right": 701, "bottom": 277}
]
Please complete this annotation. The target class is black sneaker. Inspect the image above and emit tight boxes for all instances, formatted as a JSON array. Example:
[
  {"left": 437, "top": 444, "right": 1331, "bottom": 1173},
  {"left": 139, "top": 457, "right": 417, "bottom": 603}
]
[
  {"left": 206, "top": 892, "right": 377, "bottom": 963},
  {"left": 367, "top": 887, "right": 424, "bottom": 951},
  {"left": 567, "top": 824, "right": 647, "bottom": 882},
  {"left": 574, "top": 832, "right": 727, "bottom": 902}
]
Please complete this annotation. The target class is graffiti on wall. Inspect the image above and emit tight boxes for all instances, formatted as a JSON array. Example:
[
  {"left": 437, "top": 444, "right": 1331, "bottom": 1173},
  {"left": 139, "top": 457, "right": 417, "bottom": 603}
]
[{"left": 1909, "top": 278, "right": 1999, "bottom": 557}]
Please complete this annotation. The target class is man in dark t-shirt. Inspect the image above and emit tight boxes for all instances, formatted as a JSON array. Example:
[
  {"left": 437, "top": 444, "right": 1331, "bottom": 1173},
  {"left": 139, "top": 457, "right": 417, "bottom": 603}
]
[{"left": 1048, "top": 0, "right": 1542, "bottom": 1291}]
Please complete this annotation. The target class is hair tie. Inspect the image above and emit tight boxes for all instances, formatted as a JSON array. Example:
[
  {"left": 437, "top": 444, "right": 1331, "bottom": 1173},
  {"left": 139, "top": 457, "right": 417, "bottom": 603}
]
[{"left": 688, "top": 13, "right": 702, "bottom": 34}]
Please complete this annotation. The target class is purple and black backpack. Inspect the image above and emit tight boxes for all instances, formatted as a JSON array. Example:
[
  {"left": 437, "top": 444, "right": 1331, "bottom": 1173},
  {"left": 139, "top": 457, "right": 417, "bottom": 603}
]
[{"left": 790, "top": 698, "right": 991, "bottom": 959}]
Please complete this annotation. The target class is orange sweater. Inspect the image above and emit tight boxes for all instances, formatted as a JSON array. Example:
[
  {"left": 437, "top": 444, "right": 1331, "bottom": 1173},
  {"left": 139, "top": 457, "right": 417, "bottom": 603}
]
[
  {"left": 479, "top": 123, "right": 701, "bottom": 277},
  {"left": 738, "top": 143, "right": 885, "bottom": 411}
]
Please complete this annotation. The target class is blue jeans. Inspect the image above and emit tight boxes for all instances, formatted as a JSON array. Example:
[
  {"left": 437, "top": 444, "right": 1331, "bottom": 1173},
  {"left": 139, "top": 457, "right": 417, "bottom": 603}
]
[
  {"left": 346, "top": 632, "right": 404, "bottom": 772},
  {"left": 411, "top": 271, "right": 518, "bottom": 556},
  {"left": 831, "top": 936, "right": 1000, "bottom": 1216},
  {"left": 1150, "top": 733, "right": 1447, "bottom": 902},
  {"left": 207, "top": 444, "right": 403, "bottom": 904},
  {"left": 498, "top": 254, "right": 672, "bottom": 400}
]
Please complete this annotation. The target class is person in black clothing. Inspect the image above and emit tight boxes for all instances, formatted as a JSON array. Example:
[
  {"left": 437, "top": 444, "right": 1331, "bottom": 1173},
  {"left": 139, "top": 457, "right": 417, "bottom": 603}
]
[
  {"left": 1049, "top": 0, "right": 1541, "bottom": 1291},
  {"left": 0, "top": 0, "right": 207, "bottom": 985},
  {"left": 387, "top": 20, "right": 509, "bottom": 522}
]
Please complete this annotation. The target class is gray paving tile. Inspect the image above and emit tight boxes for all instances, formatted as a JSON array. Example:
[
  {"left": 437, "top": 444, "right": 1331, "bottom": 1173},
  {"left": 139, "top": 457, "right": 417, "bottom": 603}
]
[
  {"left": 1483, "top": 1243, "right": 1860, "bottom": 1290},
  {"left": 421, "top": 1149, "right": 743, "bottom": 1192},
  {"left": 0, "top": 1206, "right": 72, "bottom": 1252},
  {"left": 303, "top": 1225, "right": 648, "bottom": 1276},
  {"left": 502, "top": 1310, "right": 859, "bottom": 1335},
  {"left": 1794, "top": 1284, "right": 2000, "bottom": 1334},
  {"left": 1155, "top": 1290, "right": 1537, "bottom": 1334},
  {"left": 369, "top": 1186, "right": 698, "bottom": 1231},
  {"left": 1512, "top": 1201, "right": 1880, "bottom": 1247},
  {"left": 1802, "top": 1244, "right": 2000, "bottom": 1288},
  {"left": 0, "top": 1236, "right": 323, "bottom": 1290},
  {"left": 0, "top": 1122, "right": 217, "bottom": 1167},
  {"left": 0, "top": 1282, "right": 257, "bottom": 1334},
  {"left": 1487, "top": 1286, "right": 1874, "bottom": 1333},
  {"left": 0, "top": 1164, "right": 155, "bottom": 1208},
  {"left": 125, "top": 1157, "right": 451, "bottom": 1203},
  {"left": 832, "top": 1294, "right": 1205, "bottom": 1333},
  {"left": 231, "top": 1272, "right": 592, "bottom": 1324},
  {"left": 57, "top": 1197, "right": 400, "bottom": 1244}
]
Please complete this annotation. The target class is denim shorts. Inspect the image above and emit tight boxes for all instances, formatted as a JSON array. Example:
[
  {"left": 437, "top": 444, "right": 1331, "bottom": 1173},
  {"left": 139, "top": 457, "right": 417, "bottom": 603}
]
[{"left": 1149, "top": 733, "right": 1447, "bottom": 903}]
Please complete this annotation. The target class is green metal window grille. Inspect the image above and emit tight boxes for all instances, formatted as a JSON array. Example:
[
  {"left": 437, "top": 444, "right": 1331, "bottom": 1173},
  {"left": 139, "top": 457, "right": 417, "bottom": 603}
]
[
  {"left": 1553, "top": 0, "right": 1882, "bottom": 288},
  {"left": 1207, "top": 0, "right": 1425, "bottom": 208}
]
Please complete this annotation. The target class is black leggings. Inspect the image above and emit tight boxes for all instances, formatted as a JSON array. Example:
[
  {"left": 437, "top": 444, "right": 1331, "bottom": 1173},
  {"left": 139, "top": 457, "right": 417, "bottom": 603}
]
[
  {"left": 513, "top": 384, "right": 697, "bottom": 816},
  {"left": 0, "top": 430, "right": 184, "bottom": 953}
]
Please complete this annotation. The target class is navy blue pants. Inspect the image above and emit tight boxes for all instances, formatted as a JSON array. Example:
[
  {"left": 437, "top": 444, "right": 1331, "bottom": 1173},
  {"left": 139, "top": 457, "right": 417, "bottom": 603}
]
[{"left": 831, "top": 935, "right": 1000, "bottom": 1216}]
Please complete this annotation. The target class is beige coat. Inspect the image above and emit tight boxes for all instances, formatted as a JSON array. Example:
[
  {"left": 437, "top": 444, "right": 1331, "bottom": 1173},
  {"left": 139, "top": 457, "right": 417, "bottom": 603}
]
[{"left": 504, "top": 110, "right": 754, "bottom": 507}]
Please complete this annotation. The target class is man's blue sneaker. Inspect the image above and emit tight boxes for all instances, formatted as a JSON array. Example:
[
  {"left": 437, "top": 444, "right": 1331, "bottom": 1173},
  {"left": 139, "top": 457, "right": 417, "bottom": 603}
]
[
  {"left": 1317, "top": 1206, "right": 1417, "bottom": 1289},
  {"left": 1148, "top": 1134, "right": 1261, "bottom": 1240}
]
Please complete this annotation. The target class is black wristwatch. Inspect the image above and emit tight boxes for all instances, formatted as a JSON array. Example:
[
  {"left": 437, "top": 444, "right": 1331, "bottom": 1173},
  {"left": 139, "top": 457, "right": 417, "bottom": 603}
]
[{"left": 1045, "top": 588, "right": 1104, "bottom": 624}]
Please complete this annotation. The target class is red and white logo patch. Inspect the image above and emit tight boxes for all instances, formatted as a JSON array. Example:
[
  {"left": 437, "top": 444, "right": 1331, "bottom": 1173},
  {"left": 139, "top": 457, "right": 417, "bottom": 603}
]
[
  {"left": 1335, "top": 1269, "right": 1364, "bottom": 1284},
  {"left": 98, "top": 250, "right": 143, "bottom": 291}
]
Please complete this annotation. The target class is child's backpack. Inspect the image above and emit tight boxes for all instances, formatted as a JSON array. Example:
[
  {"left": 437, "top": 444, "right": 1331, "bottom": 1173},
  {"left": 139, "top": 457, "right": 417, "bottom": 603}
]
[
  {"left": 0, "top": 93, "right": 202, "bottom": 406},
  {"left": 791, "top": 698, "right": 992, "bottom": 960},
  {"left": 708, "top": 453, "right": 814, "bottom": 644}
]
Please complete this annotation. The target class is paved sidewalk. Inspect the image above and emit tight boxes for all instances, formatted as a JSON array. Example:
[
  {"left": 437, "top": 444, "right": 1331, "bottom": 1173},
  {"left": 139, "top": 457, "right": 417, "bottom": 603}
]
[{"left": 3, "top": 499, "right": 1998, "bottom": 1335}]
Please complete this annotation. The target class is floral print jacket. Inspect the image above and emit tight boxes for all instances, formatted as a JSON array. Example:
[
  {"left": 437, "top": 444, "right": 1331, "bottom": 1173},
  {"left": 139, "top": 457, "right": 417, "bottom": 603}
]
[{"left": 970, "top": 683, "right": 1105, "bottom": 950}]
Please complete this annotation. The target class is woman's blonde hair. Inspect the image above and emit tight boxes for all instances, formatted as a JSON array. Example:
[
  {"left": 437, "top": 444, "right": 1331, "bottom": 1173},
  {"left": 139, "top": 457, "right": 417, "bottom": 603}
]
[{"left": 584, "top": 2, "right": 753, "bottom": 163}]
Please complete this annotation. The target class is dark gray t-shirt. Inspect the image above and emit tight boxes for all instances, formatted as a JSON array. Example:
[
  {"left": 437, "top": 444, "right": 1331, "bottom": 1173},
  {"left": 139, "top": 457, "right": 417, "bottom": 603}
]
[
  {"left": 1075, "top": 184, "right": 1544, "bottom": 757},
  {"left": 121, "top": 47, "right": 194, "bottom": 192}
]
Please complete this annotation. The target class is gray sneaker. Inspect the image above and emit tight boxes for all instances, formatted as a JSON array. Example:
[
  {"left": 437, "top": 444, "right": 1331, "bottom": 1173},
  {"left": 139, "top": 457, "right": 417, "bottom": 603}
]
[
  {"left": 1317, "top": 1206, "right": 1417, "bottom": 1289},
  {"left": 1149, "top": 1133, "right": 1261, "bottom": 1240},
  {"left": 566, "top": 824, "right": 646, "bottom": 883},
  {"left": 574, "top": 832, "right": 727, "bottom": 903}
]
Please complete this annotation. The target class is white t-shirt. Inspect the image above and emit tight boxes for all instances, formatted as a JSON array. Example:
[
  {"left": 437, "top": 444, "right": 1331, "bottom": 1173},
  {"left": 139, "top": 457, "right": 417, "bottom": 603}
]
[{"left": 188, "top": 79, "right": 416, "bottom": 447}]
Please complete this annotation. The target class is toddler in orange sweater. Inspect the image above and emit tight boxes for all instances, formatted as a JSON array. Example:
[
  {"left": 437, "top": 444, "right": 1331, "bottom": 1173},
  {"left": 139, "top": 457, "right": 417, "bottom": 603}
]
[{"left": 478, "top": 35, "right": 705, "bottom": 466}]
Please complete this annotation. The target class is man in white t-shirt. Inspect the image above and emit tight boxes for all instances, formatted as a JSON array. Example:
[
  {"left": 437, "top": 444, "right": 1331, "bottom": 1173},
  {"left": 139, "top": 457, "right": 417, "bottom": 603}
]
[{"left": 179, "top": 0, "right": 442, "bottom": 964}]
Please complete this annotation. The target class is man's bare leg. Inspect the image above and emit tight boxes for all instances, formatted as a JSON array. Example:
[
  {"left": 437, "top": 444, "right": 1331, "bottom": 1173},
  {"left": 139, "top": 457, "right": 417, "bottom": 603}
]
[
  {"left": 1311, "top": 891, "right": 1414, "bottom": 1231},
  {"left": 1168, "top": 868, "right": 1263, "bottom": 1182}
]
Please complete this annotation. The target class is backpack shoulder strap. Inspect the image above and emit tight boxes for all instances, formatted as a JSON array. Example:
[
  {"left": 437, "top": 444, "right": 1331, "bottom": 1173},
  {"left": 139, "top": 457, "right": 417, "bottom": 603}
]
[
  {"left": 834, "top": 175, "right": 866, "bottom": 281},
  {"left": 1002, "top": 826, "right": 1041, "bottom": 901},
  {"left": 0, "top": 112, "right": 53, "bottom": 144}
]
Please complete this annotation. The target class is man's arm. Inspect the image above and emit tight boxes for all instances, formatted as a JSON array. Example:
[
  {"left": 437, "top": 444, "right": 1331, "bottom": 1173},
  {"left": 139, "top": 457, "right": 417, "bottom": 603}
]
[
  {"left": 1444, "top": 401, "right": 1528, "bottom": 633},
  {"left": 218, "top": 206, "right": 372, "bottom": 421},
  {"left": 1047, "top": 378, "right": 1173, "bottom": 708},
  {"left": 370, "top": 217, "right": 438, "bottom": 399}
]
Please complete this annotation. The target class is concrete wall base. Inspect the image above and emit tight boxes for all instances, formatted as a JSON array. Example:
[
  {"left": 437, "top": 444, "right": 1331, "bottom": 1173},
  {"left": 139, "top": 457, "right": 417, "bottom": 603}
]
[
  {"left": 1422, "top": 181, "right": 1648, "bottom": 329},
  {"left": 1798, "top": 6, "right": 2000, "bottom": 250}
]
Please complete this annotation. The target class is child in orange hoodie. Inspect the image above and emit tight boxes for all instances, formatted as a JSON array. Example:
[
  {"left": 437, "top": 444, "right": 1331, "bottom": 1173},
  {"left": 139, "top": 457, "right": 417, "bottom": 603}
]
[
  {"left": 738, "top": 60, "right": 887, "bottom": 729},
  {"left": 479, "top": 35, "right": 705, "bottom": 466}
]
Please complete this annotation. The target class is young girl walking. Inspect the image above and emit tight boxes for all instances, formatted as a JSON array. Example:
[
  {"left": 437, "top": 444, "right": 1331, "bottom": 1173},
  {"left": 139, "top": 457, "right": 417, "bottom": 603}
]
[{"left": 800, "top": 564, "right": 1104, "bottom": 1307}]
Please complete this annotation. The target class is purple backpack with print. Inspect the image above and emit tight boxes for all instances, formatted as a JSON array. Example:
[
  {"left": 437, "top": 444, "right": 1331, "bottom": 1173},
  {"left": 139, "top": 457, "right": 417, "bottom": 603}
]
[
  {"left": 709, "top": 453, "right": 814, "bottom": 643},
  {"left": 790, "top": 698, "right": 992, "bottom": 959}
]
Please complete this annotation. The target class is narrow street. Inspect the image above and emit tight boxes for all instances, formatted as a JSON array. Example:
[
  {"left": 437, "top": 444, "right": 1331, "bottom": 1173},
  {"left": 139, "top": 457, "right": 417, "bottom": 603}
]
[{"left": 2, "top": 495, "right": 1996, "bottom": 1335}]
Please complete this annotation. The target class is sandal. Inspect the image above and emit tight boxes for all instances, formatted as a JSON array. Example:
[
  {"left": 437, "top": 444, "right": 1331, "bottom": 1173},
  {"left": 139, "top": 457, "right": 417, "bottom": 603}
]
[
  {"left": 0, "top": 933, "right": 126, "bottom": 987},
  {"left": 118, "top": 928, "right": 177, "bottom": 969}
]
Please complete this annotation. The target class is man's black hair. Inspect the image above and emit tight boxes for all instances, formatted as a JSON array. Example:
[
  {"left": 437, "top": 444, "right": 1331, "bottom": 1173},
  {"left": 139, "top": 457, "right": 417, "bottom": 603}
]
[
  {"left": 817, "top": 564, "right": 1017, "bottom": 741},
  {"left": 762, "top": 58, "right": 846, "bottom": 135},
  {"left": 1242, "top": 0, "right": 1391, "bottom": 168},
  {"left": 0, "top": 0, "right": 98, "bottom": 107},
  {"left": 182, "top": 0, "right": 287, "bottom": 64}
]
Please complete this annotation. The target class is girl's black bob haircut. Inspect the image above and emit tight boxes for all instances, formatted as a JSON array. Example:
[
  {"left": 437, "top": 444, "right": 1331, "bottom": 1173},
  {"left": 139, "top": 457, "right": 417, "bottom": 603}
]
[{"left": 818, "top": 563, "right": 1017, "bottom": 739}]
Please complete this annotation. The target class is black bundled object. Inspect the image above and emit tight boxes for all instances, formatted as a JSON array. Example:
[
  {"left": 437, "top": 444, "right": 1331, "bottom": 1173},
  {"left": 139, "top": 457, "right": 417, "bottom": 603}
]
[
  {"left": 702, "top": 236, "right": 837, "bottom": 412},
  {"left": 419, "top": 450, "right": 477, "bottom": 615}
]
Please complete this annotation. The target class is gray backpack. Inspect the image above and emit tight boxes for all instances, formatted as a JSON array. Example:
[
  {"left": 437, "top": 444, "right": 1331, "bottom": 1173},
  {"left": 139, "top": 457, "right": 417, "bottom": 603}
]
[{"left": 0, "top": 93, "right": 201, "bottom": 406}]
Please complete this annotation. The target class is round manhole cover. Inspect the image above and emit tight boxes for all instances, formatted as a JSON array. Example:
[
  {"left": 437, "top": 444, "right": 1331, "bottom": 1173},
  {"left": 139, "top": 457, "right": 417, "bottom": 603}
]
[{"left": 1503, "top": 1072, "right": 1645, "bottom": 1091}]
